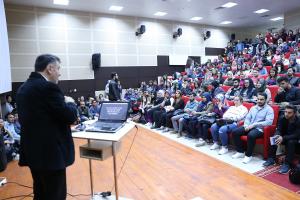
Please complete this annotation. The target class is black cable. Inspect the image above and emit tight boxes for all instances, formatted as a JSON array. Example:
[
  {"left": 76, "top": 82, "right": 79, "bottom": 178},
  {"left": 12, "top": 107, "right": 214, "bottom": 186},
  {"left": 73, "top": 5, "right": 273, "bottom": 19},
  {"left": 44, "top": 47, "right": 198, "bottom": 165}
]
[{"left": 110, "top": 124, "right": 139, "bottom": 193}]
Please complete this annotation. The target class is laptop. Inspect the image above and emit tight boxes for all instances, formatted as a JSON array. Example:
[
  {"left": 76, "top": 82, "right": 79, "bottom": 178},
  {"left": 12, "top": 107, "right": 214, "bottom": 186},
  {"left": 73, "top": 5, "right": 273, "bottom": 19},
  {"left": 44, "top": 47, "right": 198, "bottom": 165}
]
[{"left": 85, "top": 101, "right": 129, "bottom": 133}]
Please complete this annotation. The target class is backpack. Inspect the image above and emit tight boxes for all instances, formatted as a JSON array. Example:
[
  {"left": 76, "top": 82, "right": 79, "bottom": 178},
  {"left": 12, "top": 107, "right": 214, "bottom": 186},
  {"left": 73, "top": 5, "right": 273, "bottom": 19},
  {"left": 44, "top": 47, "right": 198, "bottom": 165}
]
[{"left": 289, "top": 165, "right": 300, "bottom": 185}]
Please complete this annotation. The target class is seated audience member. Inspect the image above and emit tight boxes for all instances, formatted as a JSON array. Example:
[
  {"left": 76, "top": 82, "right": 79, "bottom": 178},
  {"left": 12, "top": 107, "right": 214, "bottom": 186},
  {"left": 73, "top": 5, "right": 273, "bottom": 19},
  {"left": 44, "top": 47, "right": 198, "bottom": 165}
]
[
  {"left": 210, "top": 96, "right": 248, "bottom": 154},
  {"left": 0, "top": 118, "right": 19, "bottom": 162},
  {"left": 170, "top": 93, "right": 198, "bottom": 134},
  {"left": 89, "top": 100, "right": 100, "bottom": 119},
  {"left": 266, "top": 68, "right": 278, "bottom": 86},
  {"left": 255, "top": 79, "right": 272, "bottom": 103},
  {"left": 263, "top": 105, "right": 300, "bottom": 174},
  {"left": 145, "top": 90, "right": 165, "bottom": 126},
  {"left": 257, "top": 64, "right": 268, "bottom": 75},
  {"left": 274, "top": 61, "right": 286, "bottom": 74},
  {"left": 3, "top": 95, "right": 14, "bottom": 118},
  {"left": 286, "top": 67, "right": 300, "bottom": 87},
  {"left": 232, "top": 93, "right": 274, "bottom": 164},
  {"left": 216, "top": 71, "right": 225, "bottom": 85},
  {"left": 223, "top": 71, "right": 234, "bottom": 86},
  {"left": 78, "top": 100, "right": 91, "bottom": 122},
  {"left": 151, "top": 91, "right": 173, "bottom": 129},
  {"left": 13, "top": 113, "right": 21, "bottom": 135},
  {"left": 250, "top": 69, "right": 260, "bottom": 85},
  {"left": 275, "top": 76, "right": 300, "bottom": 106},
  {"left": 289, "top": 57, "right": 300, "bottom": 72},
  {"left": 4, "top": 113, "right": 20, "bottom": 142},
  {"left": 180, "top": 79, "right": 192, "bottom": 95},
  {"left": 210, "top": 81, "right": 225, "bottom": 98},
  {"left": 158, "top": 91, "right": 185, "bottom": 132},
  {"left": 240, "top": 78, "right": 256, "bottom": 102},
  {"left": 184, "top": 92, "right": 213, "bottom": 141},
  {"left": 225, "top": 78, "right": 241, "bottom": 100},
  {"left": 193, "top": 94, "right": 226, "bottom": 146}
]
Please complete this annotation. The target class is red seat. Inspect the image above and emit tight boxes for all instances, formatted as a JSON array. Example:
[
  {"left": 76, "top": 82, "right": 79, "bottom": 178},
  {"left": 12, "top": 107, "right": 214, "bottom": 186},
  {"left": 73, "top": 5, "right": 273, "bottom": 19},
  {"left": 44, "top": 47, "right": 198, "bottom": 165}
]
[
  {"left": 295, "top": 73, "right": 300, "bottom": 78},
  {"left": 240, "top": 105, "right": 279, "bottom": 159},
  {"left": 267, "top": 85, "right": 279, "bottom": 102},
  {"left": 265, "top": 66, "right": 272, "bottom": 73},
  {"left": 259, "top": 74, "right": 268, "bottom": 80},
  {"left": 182, "top": 96, "right": 190, "bottom": 106},
  {"left": 226, "top": 101, "right": 254, "bottom": 110},
  {"left": 221, "top": 85, "right": 231, "bottom": 92}
]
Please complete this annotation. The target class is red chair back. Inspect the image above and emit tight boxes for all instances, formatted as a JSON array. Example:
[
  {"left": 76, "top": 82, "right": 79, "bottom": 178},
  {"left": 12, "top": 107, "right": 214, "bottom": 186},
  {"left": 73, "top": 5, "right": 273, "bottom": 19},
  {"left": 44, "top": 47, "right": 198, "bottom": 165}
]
[
  {"left": 243, "top": 102, "right": 254, "bottom": 110},
  {"left": 259, "top": 74, "right": 268, "bottom": 80},
  {"left": 267, "top": 85, "right": 279, "bottom": 102},
  {"left": 295, "top": 73, "right": 300, "bottom": 78},
  {"left": 221, "top": 85, "right": 231, "bottom": 92},
  {"left": 182, "top": 96, "right": 190, "bottom": 105},
  {"left": 265, "top": 66, "right": 272, "bottom": 73},
  {"left": 195, "top": 97, "right": 202, "bottom": 102},
  {"left": 271, "top": 105, "right": 280, "bottom": 126}
]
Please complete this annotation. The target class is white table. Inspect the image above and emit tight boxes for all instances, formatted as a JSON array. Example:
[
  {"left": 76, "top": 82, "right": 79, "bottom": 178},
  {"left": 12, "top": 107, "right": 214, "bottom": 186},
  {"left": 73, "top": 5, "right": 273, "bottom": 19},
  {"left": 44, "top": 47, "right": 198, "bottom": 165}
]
[{"left": 72, "top": 121, "right": 135, "bottom": 200}]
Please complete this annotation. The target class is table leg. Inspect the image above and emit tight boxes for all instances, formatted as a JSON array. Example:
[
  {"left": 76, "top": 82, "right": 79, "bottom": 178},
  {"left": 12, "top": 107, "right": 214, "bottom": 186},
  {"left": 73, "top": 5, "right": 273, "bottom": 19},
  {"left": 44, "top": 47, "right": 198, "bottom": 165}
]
[
  {"left": 112, "top": 141, "right": 119, "bottom": 200},
  {"left": 88, "top": 139, "right": 94, "bottom": 197}
]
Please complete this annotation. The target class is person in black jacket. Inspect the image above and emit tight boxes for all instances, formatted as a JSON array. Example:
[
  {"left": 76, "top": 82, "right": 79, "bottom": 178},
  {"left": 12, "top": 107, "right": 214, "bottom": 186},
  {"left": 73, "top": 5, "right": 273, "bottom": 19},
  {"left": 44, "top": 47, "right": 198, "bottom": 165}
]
[
  {"left": 275, "top": 76, "right": 300, "bottom": 107},
  {"left": 108, "top": 72, "right": 121, "bottom": 101},
  {"left": 16, "top": 54, "right": 78, "bottom": 200},
  {"left": 263, "top": 105, "right": 300, "bottom": 174}
]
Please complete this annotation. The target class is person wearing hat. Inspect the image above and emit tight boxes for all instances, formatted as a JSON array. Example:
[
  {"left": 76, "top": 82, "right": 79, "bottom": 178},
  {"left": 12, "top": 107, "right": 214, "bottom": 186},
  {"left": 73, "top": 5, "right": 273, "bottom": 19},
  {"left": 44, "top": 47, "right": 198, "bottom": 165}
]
[{"left": 209, "top": 96, "right": 248, "bottom": 154}]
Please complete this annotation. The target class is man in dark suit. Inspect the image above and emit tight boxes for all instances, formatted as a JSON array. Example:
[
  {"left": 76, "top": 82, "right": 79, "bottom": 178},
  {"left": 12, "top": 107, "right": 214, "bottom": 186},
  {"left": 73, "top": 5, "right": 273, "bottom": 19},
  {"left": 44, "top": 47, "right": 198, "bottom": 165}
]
[
  {"left": 108, "top": 72, "right": 121, "bottom": 101},
  {"left": 16, "top": 54, "right": 78, "bottom": 200}
]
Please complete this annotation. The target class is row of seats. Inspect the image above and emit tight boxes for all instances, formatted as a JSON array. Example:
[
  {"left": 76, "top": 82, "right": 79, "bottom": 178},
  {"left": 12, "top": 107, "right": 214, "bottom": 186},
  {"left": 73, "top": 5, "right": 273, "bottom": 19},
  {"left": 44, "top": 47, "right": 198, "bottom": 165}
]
[{"left": 180, "top": 95, "right": 280, "bottom": 159}]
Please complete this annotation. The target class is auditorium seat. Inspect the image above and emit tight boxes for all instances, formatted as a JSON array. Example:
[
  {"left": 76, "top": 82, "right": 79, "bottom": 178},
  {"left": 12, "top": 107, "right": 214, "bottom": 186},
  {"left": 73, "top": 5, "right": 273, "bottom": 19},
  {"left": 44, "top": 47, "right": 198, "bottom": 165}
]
[
  {"left": 182, "top": 96, "right": 190, "bottom": 105},
  {"left": 221, "top": 85, "right": 231, "bottom": 92},
  {"left": 267, "top": 85, "right": 279, "bottom": 102},
  {"left": 240, "top": 105, "right": 279, "bottom": 159},
  {"left": 265, "top": 66, "right": 272, "bottom": 74},
  {"left": 259, "top": 74, "right": 268, "bottom": 80}
]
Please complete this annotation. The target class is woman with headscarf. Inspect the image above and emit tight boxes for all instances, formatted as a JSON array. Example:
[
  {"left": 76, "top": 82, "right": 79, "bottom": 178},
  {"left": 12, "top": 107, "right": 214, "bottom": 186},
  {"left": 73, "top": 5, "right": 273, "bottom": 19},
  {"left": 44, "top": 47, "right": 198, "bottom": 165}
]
[
  {"left": 183, "top": 92, "right": 213, "bottom": 139},
  {"left": 254, "top": 78, "right": 272, "bottom": 103},
  {"left": 266, "top": 68, "right": 278, "bottom": 86},
  {"left": 240, "top": 78, "right": 256, "bottom": 102},
  {"left": 211, "top": 81, "right": 225, "bottom": 98}
]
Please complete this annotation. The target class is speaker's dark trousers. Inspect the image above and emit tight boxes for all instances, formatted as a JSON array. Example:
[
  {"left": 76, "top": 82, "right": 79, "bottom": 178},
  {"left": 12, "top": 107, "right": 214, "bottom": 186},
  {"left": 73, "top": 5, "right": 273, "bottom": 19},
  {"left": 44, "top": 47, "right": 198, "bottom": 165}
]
[
  {"left": 232, "top": 126, "right": 263, "bottom": 157},
  {"left": 30, "top": 168, "right": 67, "bottom": 200},
  {"left": 268, "top": 139, "right": 298, "bottom": 165}
]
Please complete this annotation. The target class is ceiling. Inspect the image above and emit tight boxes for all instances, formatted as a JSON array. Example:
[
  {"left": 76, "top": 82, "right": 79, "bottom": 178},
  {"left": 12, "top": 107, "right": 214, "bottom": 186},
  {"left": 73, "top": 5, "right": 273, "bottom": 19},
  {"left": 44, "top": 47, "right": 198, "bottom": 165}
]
[{"left": 4, "top": 0, "right": 300, "bottom": 27}]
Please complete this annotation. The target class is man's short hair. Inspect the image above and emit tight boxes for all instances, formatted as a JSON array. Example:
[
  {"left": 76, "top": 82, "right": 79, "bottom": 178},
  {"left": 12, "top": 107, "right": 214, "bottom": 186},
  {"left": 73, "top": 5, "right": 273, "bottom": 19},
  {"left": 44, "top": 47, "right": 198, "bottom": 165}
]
[
  {"left": 111, "top": 72, "right": 117, "bottom": 79},
  {"left": 257, "top": 92, "right": 268, "bottom": 100},
  {"left": 288, "top": 67, "right": 296, "bottom": 73},
  {"left": 34, "top": 54, "right": 60, "bottom": 72},
  {"left": 285, "top": 104, "right": 297, "bottom": 113},
  {"left": 277, "top": 76, "right": 289, "bottom": 84},
  {"left": 233, "top": 78, "right": 240, "bottom": 83}
]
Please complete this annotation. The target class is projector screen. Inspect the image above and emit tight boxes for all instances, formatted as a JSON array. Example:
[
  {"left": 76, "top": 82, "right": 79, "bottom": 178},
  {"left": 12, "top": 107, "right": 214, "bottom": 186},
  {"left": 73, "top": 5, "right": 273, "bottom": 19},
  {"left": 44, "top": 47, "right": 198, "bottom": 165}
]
[{"left": 0, "top": 0, "right": 12, "bottom": 94}]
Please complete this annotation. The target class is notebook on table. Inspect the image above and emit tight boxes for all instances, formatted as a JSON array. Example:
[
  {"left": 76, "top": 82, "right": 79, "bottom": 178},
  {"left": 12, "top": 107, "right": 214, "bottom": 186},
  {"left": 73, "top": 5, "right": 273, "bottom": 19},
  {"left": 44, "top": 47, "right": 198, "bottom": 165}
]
[{"left": 85, "top": 101, "right": 129, "bottom": 133}]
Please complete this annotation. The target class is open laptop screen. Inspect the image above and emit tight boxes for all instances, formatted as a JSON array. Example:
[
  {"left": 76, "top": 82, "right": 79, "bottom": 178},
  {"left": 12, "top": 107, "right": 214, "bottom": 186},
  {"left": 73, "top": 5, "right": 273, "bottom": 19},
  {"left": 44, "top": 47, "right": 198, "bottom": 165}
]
[{"left": 99, "top": 102, "right": 129, "bottom": 121}]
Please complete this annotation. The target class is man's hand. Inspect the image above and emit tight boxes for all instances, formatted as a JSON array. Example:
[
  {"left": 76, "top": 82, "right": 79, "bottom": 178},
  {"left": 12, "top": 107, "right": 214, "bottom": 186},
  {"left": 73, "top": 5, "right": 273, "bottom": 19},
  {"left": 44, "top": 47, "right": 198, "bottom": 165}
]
[
  {"left": 278, "top": 87, "right": 285, "bottom": 93},
  {"left": 244, "top": 124, "right": 254, "bottom": 131},
  {"left": 275, "top": 136, "right": 283, "bottom": 145}
]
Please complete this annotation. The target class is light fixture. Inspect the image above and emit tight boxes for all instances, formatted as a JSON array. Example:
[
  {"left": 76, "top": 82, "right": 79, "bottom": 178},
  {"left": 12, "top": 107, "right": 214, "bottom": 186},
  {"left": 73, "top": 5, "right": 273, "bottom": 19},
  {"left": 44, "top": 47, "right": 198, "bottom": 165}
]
[
  {"left": 220, "top": 21, "right": 232, "bottom": 24},
  {"left": 270, "top": 17, "right": 283, "bottom": 21},
  {"left": 154, "top": 12, "right": 167, "bottom": 16},
  {"left": 221, "top": 2, "right": 238, "bottom": 8},
  {"left": 190, "top": 17, "right": 203, "bottom": 21},
  {"left": 53, "top": 0, "right": 69, "bottom": 5},
  {"left": 109, "top": 5, "right": 123, "bottom": 11},
  {"left": 254, "top": 9, "right": 269, "bottom": 14}
]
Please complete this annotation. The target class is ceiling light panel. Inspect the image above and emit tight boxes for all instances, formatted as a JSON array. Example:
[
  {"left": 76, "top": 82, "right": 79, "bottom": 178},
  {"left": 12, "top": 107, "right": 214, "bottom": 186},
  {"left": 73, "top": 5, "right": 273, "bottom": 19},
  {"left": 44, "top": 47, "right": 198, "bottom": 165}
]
[
  {"left": 270, "top": 17, "right": 283, "bottom": 21},
  {"left": 221, "top": 2, "right": 238, "bottom": 8},
  {"left": 254, "top": 9, "right": 269, "bottom": 14},
  {"left": 109, "top": 6, "right": 123, "bottom": 11},
  {"left": 220, "top": 21, "right": 232, "bottom": 24},
  {"left": 154, "top": 12, "right": 167, "bottom": 16},
  {"left": 190, "top": 17, "right": 203, "bottom": 21},
  {"left": 53, "top": 0, "right": 69, "bottom": 5}
]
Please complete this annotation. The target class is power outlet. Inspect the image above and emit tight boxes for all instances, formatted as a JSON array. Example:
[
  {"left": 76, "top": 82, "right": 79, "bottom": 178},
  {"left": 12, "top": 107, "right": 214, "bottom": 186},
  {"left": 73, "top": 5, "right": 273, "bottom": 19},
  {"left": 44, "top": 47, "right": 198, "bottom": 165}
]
[{"left": 0, "top": 177, "right": 7, "bottom": 187}]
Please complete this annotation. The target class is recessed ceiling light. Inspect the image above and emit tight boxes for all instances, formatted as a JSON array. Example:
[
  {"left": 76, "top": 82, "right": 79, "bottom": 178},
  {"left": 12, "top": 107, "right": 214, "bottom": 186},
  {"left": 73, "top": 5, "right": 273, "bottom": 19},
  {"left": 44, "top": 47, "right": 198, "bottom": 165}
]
[
  {"left": 190, "top": 17, "right": 203, "bottom": 21},
  {"left": 53, "top": 0, "right": 69, "bottom": 5},
  {"left": 221, "top": 2, "right": 238, "bottom": 8},
  {"left": 270, "top": 17, "right": 283, "bottom": 21},
  {"left": 154, "top": 12, "right": 167, "bottom": 16},
  {"left": 254, "top": 9, "right": 269, "bottom": 14},
  {"left": 109, "top": 5, "right": 123, "bottom": 11},
  {"left": 220, "top": 21, "right": 232, "bottom": 24}
]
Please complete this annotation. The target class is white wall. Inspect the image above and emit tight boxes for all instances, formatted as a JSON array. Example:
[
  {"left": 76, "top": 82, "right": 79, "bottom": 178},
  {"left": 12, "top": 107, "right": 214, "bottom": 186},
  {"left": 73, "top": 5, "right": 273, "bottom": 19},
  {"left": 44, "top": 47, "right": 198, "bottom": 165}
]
[
  {"left": 284, "top": 8, "right": 300, "bottom": 30},
  {"left": 6, "top": 4, "right": 255, "bottom": 82}
]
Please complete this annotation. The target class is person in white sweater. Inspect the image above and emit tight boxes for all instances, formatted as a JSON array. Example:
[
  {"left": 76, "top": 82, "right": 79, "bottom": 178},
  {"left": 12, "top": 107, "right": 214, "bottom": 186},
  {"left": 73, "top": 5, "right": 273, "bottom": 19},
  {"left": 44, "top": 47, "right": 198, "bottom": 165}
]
[{"left": 210, "top": 96, "right": 249, "bottom": 155}]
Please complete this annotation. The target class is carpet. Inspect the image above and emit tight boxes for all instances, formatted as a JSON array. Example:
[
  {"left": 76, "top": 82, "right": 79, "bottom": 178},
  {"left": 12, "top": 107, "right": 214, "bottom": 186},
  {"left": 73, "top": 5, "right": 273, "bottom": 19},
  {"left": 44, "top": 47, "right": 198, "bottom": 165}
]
[{"left": 254, "top": 165, "right": 300, "bottom": 194}]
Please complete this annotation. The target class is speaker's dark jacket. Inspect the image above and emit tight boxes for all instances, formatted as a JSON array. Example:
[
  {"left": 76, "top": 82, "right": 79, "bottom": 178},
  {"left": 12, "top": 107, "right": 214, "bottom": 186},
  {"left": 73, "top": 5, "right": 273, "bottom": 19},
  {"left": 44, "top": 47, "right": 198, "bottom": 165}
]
[
  {"left": 108, "top": 79, "right": 121, "bottom": 101},
  {"left": 16, "top": 72, "right": 78, "bottom": 170}
]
